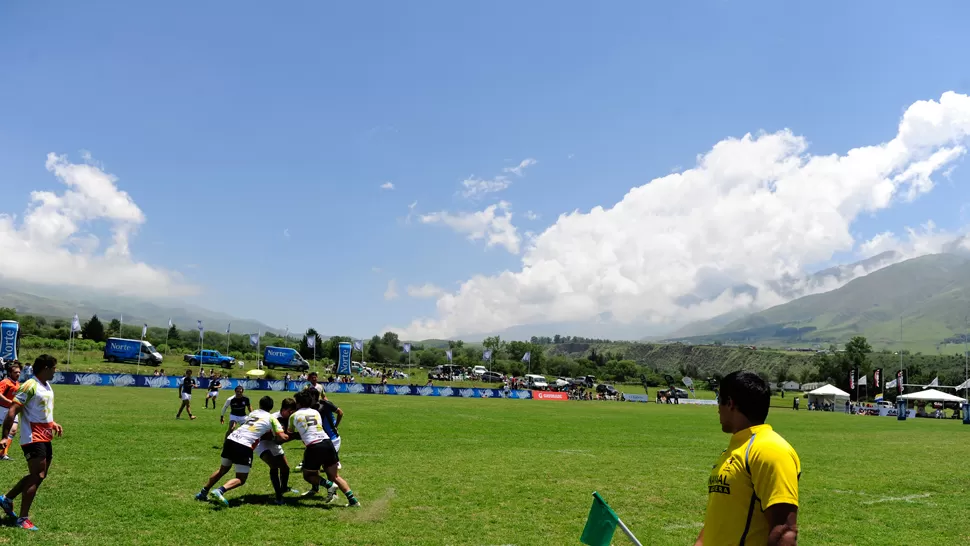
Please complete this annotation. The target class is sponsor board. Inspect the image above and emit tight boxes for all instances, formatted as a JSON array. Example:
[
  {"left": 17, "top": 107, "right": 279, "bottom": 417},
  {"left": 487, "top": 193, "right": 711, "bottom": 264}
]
[
  {"left": 679, "top": 398, "right": 718, "bottom": 406},
  {"left": 623, "top": 394, "right": 650, "bottom": 403},
  {"left": 533, "top": 391, "right": 568, "bottom": 401}
]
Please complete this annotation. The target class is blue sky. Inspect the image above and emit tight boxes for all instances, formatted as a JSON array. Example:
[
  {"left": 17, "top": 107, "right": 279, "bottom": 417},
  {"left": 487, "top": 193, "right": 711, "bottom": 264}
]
[{"left": 2, "top": 1, "right": 970, "bottom": 340}]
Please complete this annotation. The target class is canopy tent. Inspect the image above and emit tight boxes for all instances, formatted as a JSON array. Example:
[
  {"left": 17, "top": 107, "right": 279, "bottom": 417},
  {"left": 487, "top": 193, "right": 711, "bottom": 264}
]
[
  {"left": 806, "top": 384, "right": 851, "bottom": 408},
  {"left": 897, "top": 389, "right": 967, "bottom": 403}
]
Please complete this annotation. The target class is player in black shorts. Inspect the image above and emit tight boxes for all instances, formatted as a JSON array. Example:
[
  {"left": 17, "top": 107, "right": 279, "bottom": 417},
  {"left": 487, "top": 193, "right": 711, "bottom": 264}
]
[
  {"left": 221, "top": 386, "right": 252, "bottom": 438},
  {"left": 205, "top": 375, "right": 222, "bottom": 409}
]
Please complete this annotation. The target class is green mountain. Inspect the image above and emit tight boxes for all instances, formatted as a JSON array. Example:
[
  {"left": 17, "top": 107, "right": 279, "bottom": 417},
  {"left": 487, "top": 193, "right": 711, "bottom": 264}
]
[
  {"left": 667, "top": 253, "right": 970, "bottom": 352},
  {"left": 0, "top": 284, "right": 279, "bottom": 336}
]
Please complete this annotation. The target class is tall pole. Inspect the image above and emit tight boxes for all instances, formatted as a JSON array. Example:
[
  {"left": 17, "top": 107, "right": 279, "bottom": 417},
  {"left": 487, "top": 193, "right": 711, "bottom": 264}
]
[
  {"left": 899, "top": 316, "right": 904, "bottom": 393},
  {"left": 199, "top": 328, "right": 204, "bottom": 377},
  {"left": 67, "top": 327, "right": 73, "bottom": 373},
  {"left": 226, "top": 324, "right": 231, "bottom": 357},
  {"left": 137, "top": 327, "right": 144, "bottom": 377},
  {"left": 964, "top": 315, "right": 968, "bottom": 400},
  {"left": 163, "top": 326, "right": 170, "bottom": 361}
]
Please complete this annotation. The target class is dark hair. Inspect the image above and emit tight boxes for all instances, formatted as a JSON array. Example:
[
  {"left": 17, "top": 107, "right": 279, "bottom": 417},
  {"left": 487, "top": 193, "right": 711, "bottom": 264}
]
[
  {"left": 718, "top": 371, "right": 770, "bottom": 424},
  {"left": 280, "top": 397, "right": 297, "bottom": 412},
  {"left": 34, "top": 354, "right": 57, "bottom": 372},
  {"left": 308, "top": 371, "right": 318, "bottom": 378},
  {"left": 259, "top": 396, "right": 274, "bottom": 411},
  {"left": 294, "top": 391, "right": 313, "bottom": 408},
  {"left": 308, "top": 388, "right": 320, "bottom": 403}
]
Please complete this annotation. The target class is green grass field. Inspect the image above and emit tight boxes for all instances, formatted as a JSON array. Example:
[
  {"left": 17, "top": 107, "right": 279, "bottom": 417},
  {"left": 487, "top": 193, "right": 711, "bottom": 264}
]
[{"left": 0, "top": 385, "right": 966, "bottom": 545}]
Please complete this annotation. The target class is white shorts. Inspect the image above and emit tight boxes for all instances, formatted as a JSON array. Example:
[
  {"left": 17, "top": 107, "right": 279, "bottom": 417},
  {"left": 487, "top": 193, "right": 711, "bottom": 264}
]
[
  {"left": 255, "top": 441, "right": 284, "bottom": 458},
  {"left": 332, "top": 436, "right": 341, "bottom": 469},
  {"left": 181, "top": 393, "right": 192, "bottom": 401},
  {"left": 207, "top": 391, "right": 219, "bottom": 398},
  {"left": 220, "top": 458, "right": 251, "bottom": 474},
  {"left": 229, "top": 415, "right": 247, "bottom": 425}
]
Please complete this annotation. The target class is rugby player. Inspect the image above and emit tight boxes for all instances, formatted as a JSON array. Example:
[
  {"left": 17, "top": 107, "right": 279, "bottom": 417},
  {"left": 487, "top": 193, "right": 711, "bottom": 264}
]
[
  {"left": 255, "top": 397, "right": 301, "bottom": 504},
  {"left": 0, "top": 364, "right": 22, "bottom": 460},
  {"left": 221, "top": 385, "right": 252, "bottom": 437},
  {"left": 176, "top": 369, "right": 198, "bottom": 420},
  {"left": 288, "top": 391, "right": 359, "bottom": 507},
  {"left": 305, "top": 372, "right": 324, "bottom": 395},
  {"left": 205, "top": 374, "right": 223, "bottom": 409},
  {"left": 0, "top": 355, "right": 64, "bottom": 531},
  {"left": 196, "top": 396, "right": 287, "bottom": 506}
]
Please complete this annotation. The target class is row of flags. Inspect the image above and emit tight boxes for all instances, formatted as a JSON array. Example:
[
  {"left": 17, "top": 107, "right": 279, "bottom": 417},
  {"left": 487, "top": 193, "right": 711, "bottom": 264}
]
[{"left": 850, "top": 368, "right": 967, "bottom": 394}]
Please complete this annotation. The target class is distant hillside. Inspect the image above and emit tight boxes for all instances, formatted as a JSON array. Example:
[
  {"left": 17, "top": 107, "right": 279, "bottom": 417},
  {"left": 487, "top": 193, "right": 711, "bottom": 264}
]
[
  {"left": 0, "top": 284, "right": 279, "bottom": 335},
  {"left": 666, "top": 253, "right": 970, "bottom": 351}
]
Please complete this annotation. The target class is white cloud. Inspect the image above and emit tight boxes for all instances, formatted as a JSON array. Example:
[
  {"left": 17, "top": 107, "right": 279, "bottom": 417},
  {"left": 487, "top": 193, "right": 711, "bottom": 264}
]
[
  {"left": 0, "top": 153, "right": 195, "bottom": 297},
  {"left": 460, "top": 175, "right": 512, "bottom": 199},
  {"left": 380, "top": 182, "right": 395, "bottom": 190},
  {"left": 525, "top": 210, "right": 539, "bottom": 220},
  {"left": 419, "top": 201, "right": 521, "bottom": 254},
  {"left": 283, "top": 228, "right": 290, "bottom": 238},
  {"left": 392, "top": 91, "right": 970, "bottom": 339},
  {"left": 407, "top": 283, "right": 446, "bottom": 299},
  {"left": 384, "top": 279, "right": 399, "bottom": 300},
  {"left": 504, "top": 158, "right": 537, "bottom": 177},
  {"left": 859, "top": 221, "right": 956, "bottom": 259},
  {"left": 405, "top": 200, "right": 418, "bottom": 224}
]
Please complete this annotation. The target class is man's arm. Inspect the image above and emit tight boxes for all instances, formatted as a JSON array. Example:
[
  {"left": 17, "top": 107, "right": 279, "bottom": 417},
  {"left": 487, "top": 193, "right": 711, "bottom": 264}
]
[
  {"left": 765, "top": 504, "right": 797, "bottom": 546},
  {"left": 693, "top": 527, "right": 704, "bottom": 546},
  {"left": 220, "top": 396, "right": 232, "bottom": 421},
  {"left": 1, "top": 404, "right": 18, "bottom": 440},
  {"left": 334, "top": 407, "right": 344, "bottom": 428},
  {"left": 0, "top": 388, "right": 15, "bottom": 408}
]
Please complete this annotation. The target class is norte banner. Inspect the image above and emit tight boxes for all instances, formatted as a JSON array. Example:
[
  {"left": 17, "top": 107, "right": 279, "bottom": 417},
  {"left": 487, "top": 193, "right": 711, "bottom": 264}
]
[
  {"left": 623, "top": 394, "right": 650, "bottom": 403},
  {"left": 679, "top": 398, "right": 718, "bottom": 406},
  {"left": 337, "top": 342, "right": 352, "bottom": 375},
  {"left": 0, "top": 320, "right": 18, "bottom": 362},
  {"left": 533, "top": 390, "right": 568, "bottom": 401},
  {"left": 874, "top": 368, "right": 882, "bottom": 389}
]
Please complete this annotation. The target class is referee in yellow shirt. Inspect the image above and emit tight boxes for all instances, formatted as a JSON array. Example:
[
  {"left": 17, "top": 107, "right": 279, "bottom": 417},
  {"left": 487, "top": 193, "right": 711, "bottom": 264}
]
[{"left": 695, "top": 371, "right": 800, "bottom": 546}]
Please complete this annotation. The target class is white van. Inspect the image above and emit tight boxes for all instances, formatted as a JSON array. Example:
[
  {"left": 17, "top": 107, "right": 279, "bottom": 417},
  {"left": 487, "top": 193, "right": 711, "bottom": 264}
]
[
  {"left": 525, "top": 374, "right": 549, "bottom": 390},
  {"left": 471, "top": 365, "right": 488, "bottom": 377}
]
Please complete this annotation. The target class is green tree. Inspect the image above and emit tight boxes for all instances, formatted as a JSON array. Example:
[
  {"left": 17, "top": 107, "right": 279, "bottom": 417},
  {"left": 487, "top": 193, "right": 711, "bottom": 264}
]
[
  {"left": 0, "top": 307, "right": 17, "bottom": 321},
  {"left": 107, "top": 318, "right": 121, "bottom": 337},
  {"left": 607, "top": 360, "right": 639, "bottom": 382},
  {"left": 382, "top": 331, "right": 400, "bottom": 350},
  {"left": 81, "top": 314, "right": 106, "bottom": 343},
  {"left": 167, "top": 324, "right": 180, "bottom": 347},
  {"left": 300, "top": 328, "right": 324, "bottom": 360},
  {"left": 844, "top": 336, "right": 873, "bottom": 376}
]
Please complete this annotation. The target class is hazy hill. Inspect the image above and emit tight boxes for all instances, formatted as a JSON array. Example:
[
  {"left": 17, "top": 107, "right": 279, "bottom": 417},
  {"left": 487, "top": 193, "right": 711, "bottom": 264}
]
[
  {"left": 0, "top": 283, "right": 279, "bottom": 335},
  {"left": 668, "top": 253, "right": 970, "bottom": 351}
]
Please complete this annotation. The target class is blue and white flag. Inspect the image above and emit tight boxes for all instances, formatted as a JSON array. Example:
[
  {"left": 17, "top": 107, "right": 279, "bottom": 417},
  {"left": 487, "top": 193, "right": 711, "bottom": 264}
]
[
  {"left": 168, "top": 318, "right": 173, "bottom": 328},
  {"left": 226, "top": 322, "right": 231, "bottom": 335},
  {"left": 403, "top": 343, "right": 411, "bottom": 354},
  {"left": 197, "top": 320, "right": 204, "bottom": 339},
  {"left": 483, "top": 349, "right": 492, "bottom": 361},
  {"left": 446, "top": 350, "right": 453, "bottom": 362},
  {"left": 353, "top": 340, "right": 363, "bottom": 352},
  {"left": 250, "top": 332, "right": 260, "bottom": 347},
  {"left": 306, "top": 335, "right": 316, "bottom": 349},
  {"left": 71, "top": 314, "right": 81, "bottom": 333},
  {"left": 522, "top": 351, "right": 531, "bottom": 363},
  {"left": 142, "top": 324, "right": 148, "bottom": 339}
]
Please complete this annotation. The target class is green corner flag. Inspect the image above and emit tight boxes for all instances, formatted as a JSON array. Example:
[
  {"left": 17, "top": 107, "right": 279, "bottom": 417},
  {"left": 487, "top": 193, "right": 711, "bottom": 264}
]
[{"left": 580, "top": 492, "right": 620, "bottom": 546}]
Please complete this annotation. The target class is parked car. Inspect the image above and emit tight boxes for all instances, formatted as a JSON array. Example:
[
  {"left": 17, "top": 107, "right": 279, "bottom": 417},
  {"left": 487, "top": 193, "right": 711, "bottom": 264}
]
[
  {"left": 471, "top": 365, "right": 488, "bottom": 376},
  {"left": 596, "top": 384, "right": 619, "bottom": 396},
  {"left": 554, "top": 377, "right": 571, "bottom": 388},
  {"left": 570, "top": 375, "right": 596, "bottom": 388},
  {"left": 183, "top": 349, "right": 236, "bottom": 368},
  {"left": 524, "top": 374, "right": 549, "bottom": 390},
  {"left": 104, "top": 337, "right": 163, "bottom": 366},
  {"left": 480, "top": 371, "right": 504, "bottom": 383}
]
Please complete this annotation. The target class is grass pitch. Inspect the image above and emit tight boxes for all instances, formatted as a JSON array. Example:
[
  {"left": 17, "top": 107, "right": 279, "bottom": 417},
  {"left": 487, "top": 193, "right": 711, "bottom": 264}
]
[{"left": 0, "top": 386, "right": 966, "bottom": 545}]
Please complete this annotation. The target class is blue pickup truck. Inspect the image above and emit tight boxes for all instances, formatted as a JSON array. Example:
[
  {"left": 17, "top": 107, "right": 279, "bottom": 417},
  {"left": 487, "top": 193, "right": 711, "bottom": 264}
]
[
  {"left": 183, "top": 349, "right": 236, "bottom": 368},
  {"left": 104, "top": 337, "right": 164, "bottom": 366},
  {"left": 262, "top": 346, "right": 310, "bottom": 371}
]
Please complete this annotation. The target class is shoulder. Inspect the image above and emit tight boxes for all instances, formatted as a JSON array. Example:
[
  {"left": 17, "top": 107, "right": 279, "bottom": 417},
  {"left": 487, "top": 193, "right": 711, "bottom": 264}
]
[{"left": 749, "top": 430, "right": 799, "bottom": 465}]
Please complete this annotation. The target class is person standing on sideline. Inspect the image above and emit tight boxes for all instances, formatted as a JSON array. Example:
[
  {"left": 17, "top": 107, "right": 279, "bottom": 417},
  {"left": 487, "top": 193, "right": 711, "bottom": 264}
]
[
  {"left": 176, "top": 369, "right": 198, "bottom": 420},
  {"left": 0, "top": 364, "right": 22, "bottom": 460},
  {"left": 695, "top": 371, "right": 800, "bottom": 546},
  {"left": 221, "top": 385, "right": 252, "bottom": 437},
  {"left": 0, "top": 355, "right": 63, "bottom": 531},
  {"left": 792, "top": 397, "right": 799, "bottom": 411}
]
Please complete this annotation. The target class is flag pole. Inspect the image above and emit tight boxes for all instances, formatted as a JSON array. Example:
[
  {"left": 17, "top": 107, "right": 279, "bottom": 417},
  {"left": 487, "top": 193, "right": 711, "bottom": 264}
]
[
  {"left": 137, "top": 326, "right": 144, "bottom": 377},
  {"left": 226, "top": 324, "right": 231, "bottom": 357},
  {"left": 67, "top": 325, "right": 73, "bottom": 373},
  {"left": 164, "top": 320, "right": 170, "bottom": 360},
  {"left": 616, "top": 517, "right": 643, "bottom": 546}
]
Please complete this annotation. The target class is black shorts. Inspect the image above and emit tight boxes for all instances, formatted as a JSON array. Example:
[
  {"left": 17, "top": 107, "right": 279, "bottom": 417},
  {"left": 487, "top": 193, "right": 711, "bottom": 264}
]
[
  {"left": 220, "top": 439, "right": 254, "bottom": 469},
  {"left": 302, "top": 441, "right": 339, "bottom": 472},
  {"left": 22, "top": 442, "right": 52, "bottom": 462}
]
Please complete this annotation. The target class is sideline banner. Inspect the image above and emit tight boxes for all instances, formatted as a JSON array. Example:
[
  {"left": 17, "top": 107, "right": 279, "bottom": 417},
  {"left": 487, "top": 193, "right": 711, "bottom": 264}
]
[
  {"left": 48, "top": 372, "right": 532, "bottom": 399},
  {"left": 533, "top": 391, "right": 568, "bottom": 401},
  {"left": 337, "top": 342, "right": 352, "bottom": 375},
  {"left": 678, "top": 398, "right": 718, "bottom": 406},
  {"left": 623, "top": 394, "right": 650, "bottom": 403}
]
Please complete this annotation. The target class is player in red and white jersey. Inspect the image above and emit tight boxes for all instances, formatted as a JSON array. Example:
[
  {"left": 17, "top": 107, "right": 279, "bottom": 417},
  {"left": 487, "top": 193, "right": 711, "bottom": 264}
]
[
  {"left": 0, "top": 355, "right": 63, "bottom": 532},
  {"left": 195, "top": 396, "right": 287, "bottom": 506}
]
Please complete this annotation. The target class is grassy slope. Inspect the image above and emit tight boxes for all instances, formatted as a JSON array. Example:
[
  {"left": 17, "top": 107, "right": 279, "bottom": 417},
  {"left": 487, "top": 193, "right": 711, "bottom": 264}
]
[{"left": 0, "top": 386, "right": 967, "bottom": 545}]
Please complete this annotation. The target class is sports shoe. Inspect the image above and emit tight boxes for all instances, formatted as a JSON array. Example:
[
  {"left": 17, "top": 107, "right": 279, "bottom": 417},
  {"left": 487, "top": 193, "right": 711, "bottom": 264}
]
[
  {"left": 17, "top": 517, "right": 37, "bottom": 531},
  {"left": 325, "top": 483, "right": 338, "bottom": 503},
  {"left": 294, "top": 463, "right": 303, "bottom": 471},
  {"left": 0, "top": 455, "right": 10, "bottom": 461},
  {"left": 300, "top": 488, "right": 318, "bottom": 498},
  {"left": 348, "top": 501, "right": 361, "bottom": 508},
  {"left": 210, "top": 489, "right": 229, "bottom": 507},
  {"left": 194, "top": 491, "right": 207, "bottom": 501},
  {"left": 0, "top": 495, "right": 17, "bottom": 518},
  {"left": 271, "top": 498, "right": 286, "bottom": 506},
  {"left": 286, "top": 488, "right": 301, "bottom": 495}
]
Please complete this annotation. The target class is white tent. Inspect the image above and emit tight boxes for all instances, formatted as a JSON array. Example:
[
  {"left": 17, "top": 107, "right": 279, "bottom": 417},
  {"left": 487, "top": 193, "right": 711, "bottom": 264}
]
[
  {"left": 806, "top": 384, "right": 851, "bottom": 408},
  {"left": 897, "top": 389, "right": 967, "bottom": 403}
]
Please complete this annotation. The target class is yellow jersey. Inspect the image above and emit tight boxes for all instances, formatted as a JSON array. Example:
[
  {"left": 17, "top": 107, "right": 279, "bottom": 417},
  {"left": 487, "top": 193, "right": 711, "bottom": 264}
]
[{"left": 703, "top": 424, "right": 800, "bottom": 545}]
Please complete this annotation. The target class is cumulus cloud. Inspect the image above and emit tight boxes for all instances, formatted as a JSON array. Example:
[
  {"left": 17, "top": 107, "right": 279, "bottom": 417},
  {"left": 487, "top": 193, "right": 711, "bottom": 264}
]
[
  {"left": 460, "top": 175, "right": 512, "bottom": 199},
  {"left": 525, "top": 210, "right": 539, "bottom": 221},
  {"left": 0, "top": 153, "right": 194, "bottom": 297},
  {"left": 407, "top": 283, "right": 446, "bottom": 299},
  {"left": 384, "top": 279, "right": 399, "bottom": 300},
  {"left": 419, "top": 201, "right": 521, "bottom": 254},
  {"left": 392, "top": 92, "right": 970, "bottom": 339},
  {"left": 504, "top": 158, "right": 537, "bottom": 176},
  {"left": 380, "top": 181, "right": 395, "bottom": 190}
]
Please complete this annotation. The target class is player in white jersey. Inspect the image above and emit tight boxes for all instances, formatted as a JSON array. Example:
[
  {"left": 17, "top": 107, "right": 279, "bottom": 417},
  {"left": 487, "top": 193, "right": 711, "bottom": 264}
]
[
  {"left": 0, "top": 355, "right": 63, "bottom": 532},
  {"left": 195, "top": 396, "right": 287, "bottom": 506},
  {"left": 255, "top": 397, "right": 300, "bottom": 504},
  {"left": 288, "top": 391, "right": 359, "bottom": 507}
]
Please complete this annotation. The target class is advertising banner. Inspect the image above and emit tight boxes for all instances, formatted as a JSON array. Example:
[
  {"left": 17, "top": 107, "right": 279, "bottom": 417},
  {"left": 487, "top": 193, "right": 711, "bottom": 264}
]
[
  {"left": 533, "top": 391, "right": 568, "bottom": 401},
  {"left": 337, "top": 342, "right": 352, "bottom": 375},
  {"left": 623, "top": 394, "right": 650, "bottom": 403},
  {"left": 678, "top": 398, "right": 719, "bottom": 406},
  {"left": 0, "top": 320, "right": 18, "bottom": 362}
]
